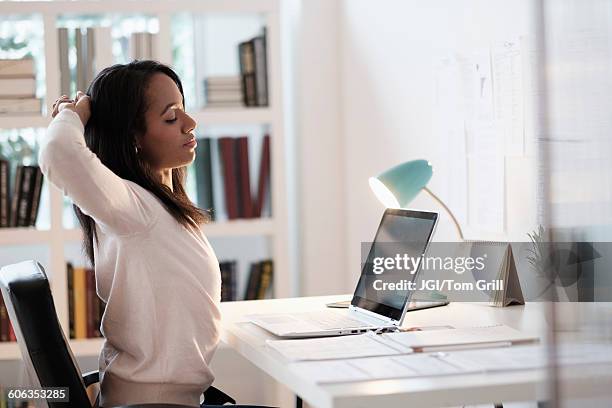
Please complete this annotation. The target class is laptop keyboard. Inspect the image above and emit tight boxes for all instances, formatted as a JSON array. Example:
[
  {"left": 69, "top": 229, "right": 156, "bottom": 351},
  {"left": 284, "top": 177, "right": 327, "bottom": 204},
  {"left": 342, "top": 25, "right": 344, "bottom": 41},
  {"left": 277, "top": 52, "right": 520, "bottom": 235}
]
[{"left": 301, "top": 311, "right": 376, "bottom": 330}]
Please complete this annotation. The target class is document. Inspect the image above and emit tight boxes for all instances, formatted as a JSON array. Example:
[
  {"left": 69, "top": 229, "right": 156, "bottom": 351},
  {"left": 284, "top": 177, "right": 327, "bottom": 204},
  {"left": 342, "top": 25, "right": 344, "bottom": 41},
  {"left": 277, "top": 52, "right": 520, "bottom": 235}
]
[
  {"left": 290, "top": 343, "right": 612, "bottom": 384},
  {"left": 266, "top": 331, "right": 412, "bottom": 361},
  {"left": 381, "top": 324, "right": 538, "bottom": 352},
  {"left": 290, "top": 353, "right": 481, "bottom": 384}
]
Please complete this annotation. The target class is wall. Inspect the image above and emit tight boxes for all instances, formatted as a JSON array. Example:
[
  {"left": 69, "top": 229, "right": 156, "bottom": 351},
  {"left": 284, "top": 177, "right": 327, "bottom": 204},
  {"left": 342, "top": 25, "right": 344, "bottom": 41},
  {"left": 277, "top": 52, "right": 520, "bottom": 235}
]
[{"left": 337, "top": 0, "right": 538, "bottom": 285}]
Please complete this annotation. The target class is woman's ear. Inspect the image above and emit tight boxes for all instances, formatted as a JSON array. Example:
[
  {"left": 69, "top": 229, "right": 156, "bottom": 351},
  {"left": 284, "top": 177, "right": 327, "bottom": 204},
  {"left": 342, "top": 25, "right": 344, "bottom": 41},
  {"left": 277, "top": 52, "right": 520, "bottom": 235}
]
[{"left": 134, "top": 135, "right": 143, "bottom": 155}]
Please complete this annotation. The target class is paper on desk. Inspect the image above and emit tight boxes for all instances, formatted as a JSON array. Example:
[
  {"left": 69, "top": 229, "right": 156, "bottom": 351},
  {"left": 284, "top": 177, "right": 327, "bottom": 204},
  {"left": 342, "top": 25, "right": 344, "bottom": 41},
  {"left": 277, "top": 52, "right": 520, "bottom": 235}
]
[
  {"left": 290, "top": 353, "right": 480, "bottom": 384},
  {"left": 267, "top": 331, "right": 413, "bottom": 361},
  {"left": 381, "top": 324, "right": 538, "bottom": 351},
  {"left": 289, "top": 343, "right": 612, "bottom": 384}
]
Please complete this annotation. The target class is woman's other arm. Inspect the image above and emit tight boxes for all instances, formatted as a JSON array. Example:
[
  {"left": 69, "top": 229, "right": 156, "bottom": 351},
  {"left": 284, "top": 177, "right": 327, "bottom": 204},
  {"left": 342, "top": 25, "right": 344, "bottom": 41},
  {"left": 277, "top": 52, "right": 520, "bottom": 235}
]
[{"left": 38, "top": 94, "right": 154, "bottom": 235}]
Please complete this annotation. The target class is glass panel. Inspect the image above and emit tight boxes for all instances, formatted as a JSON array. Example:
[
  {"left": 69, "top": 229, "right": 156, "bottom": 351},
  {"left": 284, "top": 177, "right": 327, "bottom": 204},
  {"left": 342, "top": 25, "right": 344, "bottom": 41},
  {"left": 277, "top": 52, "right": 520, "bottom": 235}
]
[
  {"left": 537, "top": 0, "right": 612, "bottom": 405},
  {"left": 172, "top": 13, "right": 266, "bottom": 110},
  {"left": 0, "top": 14, "right": 45, "bottom": 114}
]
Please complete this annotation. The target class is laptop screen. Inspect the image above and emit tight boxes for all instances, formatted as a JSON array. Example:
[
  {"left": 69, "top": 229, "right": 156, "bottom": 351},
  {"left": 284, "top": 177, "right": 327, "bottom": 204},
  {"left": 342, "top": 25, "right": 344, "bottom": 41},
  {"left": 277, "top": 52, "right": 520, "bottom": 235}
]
[{"left": 351, "top": 208, "right": 438, "bottom": 322}]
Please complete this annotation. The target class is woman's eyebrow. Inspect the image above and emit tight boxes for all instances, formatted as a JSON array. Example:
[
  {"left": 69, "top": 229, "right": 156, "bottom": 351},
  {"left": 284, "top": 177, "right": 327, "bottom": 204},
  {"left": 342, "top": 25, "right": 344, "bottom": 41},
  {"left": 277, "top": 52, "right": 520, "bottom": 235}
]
[{"left": 160, "top": 102, "right": 183, "bottom": 116}]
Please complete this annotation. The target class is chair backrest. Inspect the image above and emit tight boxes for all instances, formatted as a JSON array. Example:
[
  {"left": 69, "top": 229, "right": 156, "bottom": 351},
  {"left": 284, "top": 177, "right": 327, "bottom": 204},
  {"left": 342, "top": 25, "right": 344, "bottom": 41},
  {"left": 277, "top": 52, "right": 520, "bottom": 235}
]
[{"left": 0, "top": 260, "right": 92, "bottom": 408}]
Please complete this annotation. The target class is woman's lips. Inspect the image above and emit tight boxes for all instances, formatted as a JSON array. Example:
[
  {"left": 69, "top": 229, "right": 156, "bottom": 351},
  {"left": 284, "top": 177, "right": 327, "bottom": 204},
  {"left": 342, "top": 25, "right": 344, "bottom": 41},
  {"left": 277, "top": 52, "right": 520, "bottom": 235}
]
[{"left": 183, "top": 138, "right": 197, "bottom": 148}]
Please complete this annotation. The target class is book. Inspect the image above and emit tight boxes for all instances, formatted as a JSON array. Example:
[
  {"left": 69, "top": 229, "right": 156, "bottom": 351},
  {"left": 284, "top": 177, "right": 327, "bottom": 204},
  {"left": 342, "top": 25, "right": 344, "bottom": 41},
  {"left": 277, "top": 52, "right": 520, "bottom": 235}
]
[
  {"left": 0, "top": 159, "right": 9, "bottom": 227},
  {"left": 257, "top": 260, "right": 273, "bottom": 299},
  {"left": 254, "top": 135, "right": 271, "bottom": 217},
  {"left": 0, "top": 77, "right": 36, "bottom": 98},
  {"left": 130, "top": 32, "right": 155, "bottom": 60},
  {"left": 16, "top": 166, "right": 36, "bottom": 227},
  {"left": 85, "top": 27, "right": 95, "bottom": 87},
  {"left": 253, "top": 29, "right": 269, "bottom": 106},
  {"left": 0, "top": 295, "right": 7, "bottom": 342},
  {"left": 28, "top": 167, "right": 43, "bottom": 227},
  {"left": 244, "top": 262, "right": 262, "bottom": 301},
  {"left": 73, "top": 266, "right": 87, "bottom": 339},
  {"left": 236, "top": 137, "right": 253, "bottom": 218},
  {"left": 86, "top": 268, "right": 95, "bottom": 338},
  {"left": 8, "top": 320, "right": 15, "bottom": 342},
  {"left": 204, "top": 75, "right": 242, "bottom": 86},
  {"left": 238, "top": 40, "right": 257, "bottom": 106},
  {"left": 75, "top": 28, "right": 86, "bottom": 92},
  {"left": 194, "top": 138, "right": 215, "bottom": 219},
  {"left": 67, "top": 263, "right": 75, "bottom": 339},
  {"left": 219, "top": 260, "right": 237, "bottom": 301},
  {"left": 0, "top": 98, "right": 42, "bottom": 115},
  {"left": 205, "top": 101, "right": 244, "bottom": 108},
  {"left": 9, "top": 165, "right": 23, "bottom": 227},
  {"left": 218, "top": 137, "right": 240, "bottom": 219},
  {"left": 0, "top": 58, "right": 35, "bottom": 77},
  {"left": 58, "top": 27, "right": 71, "bottom": 95},
  {"left": 93, "top": 26, "right": 113, "bottom": 75}
]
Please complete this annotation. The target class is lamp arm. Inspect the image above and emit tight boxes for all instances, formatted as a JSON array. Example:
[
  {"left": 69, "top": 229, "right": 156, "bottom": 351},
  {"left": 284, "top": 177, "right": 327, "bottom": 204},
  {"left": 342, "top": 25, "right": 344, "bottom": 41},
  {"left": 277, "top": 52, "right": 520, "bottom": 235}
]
[{"left": 422, "top": 187, "right": 464, "bottom": 240}]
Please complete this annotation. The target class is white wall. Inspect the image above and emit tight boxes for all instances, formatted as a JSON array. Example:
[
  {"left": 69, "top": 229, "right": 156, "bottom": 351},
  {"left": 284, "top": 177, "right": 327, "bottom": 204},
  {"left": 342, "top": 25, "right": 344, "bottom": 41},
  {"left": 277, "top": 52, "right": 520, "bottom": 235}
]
[
  {"left": 337, "top": 0, "right": 538, "bottom": 285},
  {"left": 297, "top": 0, "right": 540, "bottom": 294},
  {"left": 294, "top": 0, "right": 347, "bottom": 295}
]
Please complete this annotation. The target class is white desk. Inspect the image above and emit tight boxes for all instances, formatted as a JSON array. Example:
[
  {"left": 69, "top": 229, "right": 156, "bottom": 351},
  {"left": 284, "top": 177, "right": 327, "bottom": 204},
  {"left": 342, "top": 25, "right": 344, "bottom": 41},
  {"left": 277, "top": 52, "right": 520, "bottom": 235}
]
[{"left": 219, "top": 295, "right": 612, "bottom": 408}]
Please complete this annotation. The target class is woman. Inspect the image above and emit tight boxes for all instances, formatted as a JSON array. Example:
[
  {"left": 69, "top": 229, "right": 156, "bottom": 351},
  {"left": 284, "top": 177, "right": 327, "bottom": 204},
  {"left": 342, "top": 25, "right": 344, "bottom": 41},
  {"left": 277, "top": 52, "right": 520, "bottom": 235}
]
[{"left": 41, "top": 61, "right": 224, "bottom": 407}]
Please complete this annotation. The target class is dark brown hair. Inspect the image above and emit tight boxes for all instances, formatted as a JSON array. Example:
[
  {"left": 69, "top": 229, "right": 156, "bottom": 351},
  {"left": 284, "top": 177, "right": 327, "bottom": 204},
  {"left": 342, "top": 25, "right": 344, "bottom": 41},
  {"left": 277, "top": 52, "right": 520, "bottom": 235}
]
[{"left": 75, "top": 60, "right": 209, "bottom": 267}]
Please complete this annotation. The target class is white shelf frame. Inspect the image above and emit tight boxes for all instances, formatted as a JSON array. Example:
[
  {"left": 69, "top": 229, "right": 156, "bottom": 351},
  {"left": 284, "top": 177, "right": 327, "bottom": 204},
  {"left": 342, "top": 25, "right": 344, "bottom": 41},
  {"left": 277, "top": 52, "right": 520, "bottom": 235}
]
[{"left": 0, "top": 0, "right": 295, "bottom": 364}]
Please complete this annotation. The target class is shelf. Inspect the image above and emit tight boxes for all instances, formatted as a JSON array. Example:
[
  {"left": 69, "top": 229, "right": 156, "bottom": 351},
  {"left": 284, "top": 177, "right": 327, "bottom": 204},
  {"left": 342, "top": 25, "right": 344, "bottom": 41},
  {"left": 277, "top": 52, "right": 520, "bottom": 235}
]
[
  {"left": 69, "top": 337, "right": 104, "bottom": 357},
  {"left": 0, "top": 115, "right": 50, "bottom": 130},
  {"left": 191, "top": 108, "right": 272, "bottom": 126},
  {"left": 0, "top": 342, "right": 21, "bottom": 360},
  {"left": 203, "top": 218, "right": 275, "bottom": 236},
  {"left": 0, "top": 0, "right": 278, "bottom": 14},
  {"left": 0, "top": 228, "right": 52, "bottom": 245},
  {"left": 63, "top": 219, "right": 275, "bottom": 242}
]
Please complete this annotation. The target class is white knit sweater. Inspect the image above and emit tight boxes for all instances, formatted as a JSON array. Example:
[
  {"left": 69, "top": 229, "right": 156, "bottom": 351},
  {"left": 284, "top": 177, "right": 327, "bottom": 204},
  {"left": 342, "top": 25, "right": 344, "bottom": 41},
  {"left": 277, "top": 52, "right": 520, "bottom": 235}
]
[{"left": 39, "top": 110, "right": 221, "bottom": 407}]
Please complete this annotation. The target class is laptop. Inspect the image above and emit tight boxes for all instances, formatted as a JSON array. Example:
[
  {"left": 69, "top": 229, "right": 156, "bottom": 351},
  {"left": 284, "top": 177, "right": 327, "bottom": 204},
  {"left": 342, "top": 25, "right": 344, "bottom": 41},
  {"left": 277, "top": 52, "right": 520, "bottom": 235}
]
[{"left": 248, "top": 208, "right": 447, "bottom": 338}]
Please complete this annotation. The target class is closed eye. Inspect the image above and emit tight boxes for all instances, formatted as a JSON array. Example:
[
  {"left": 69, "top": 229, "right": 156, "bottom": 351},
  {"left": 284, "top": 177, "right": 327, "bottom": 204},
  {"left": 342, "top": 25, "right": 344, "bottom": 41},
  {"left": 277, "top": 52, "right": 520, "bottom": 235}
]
[{"left": 165, "top": 118, "right": 177, "bottom": 123}]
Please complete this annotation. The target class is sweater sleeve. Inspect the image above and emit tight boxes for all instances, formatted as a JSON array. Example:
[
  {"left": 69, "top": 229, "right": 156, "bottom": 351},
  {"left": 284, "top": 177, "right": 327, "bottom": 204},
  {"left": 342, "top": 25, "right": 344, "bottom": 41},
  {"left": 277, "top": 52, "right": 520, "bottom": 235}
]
[{"left": 39, "top": 109, "right": 155, "bottom": 235}]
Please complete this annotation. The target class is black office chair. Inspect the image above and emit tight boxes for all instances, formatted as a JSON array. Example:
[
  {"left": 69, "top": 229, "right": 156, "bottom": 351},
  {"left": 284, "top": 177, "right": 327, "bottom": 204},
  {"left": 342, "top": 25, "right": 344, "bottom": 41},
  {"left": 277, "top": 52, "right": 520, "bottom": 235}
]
[{"left": 0, "top": 260, "right": 238, "bottom": 408}]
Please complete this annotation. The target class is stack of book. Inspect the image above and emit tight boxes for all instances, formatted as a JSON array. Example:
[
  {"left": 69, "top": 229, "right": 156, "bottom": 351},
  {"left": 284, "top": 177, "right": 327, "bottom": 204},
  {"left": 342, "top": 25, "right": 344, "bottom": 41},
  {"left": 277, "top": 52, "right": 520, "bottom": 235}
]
[
  {"left": 58, "top": 26, "right": 113, "bottom": 95},
  {"left": 218, "top": 259, "right": 274, "bottom": 302},
  {"left": 130, "top": 32, "right": 157, "bottom": 60},
  {"left": 244, "top": 259, "right": 273, "bottom": 300},
  {"left": 66, "top": 263, "right": 105, "bottom": 339},
  {"left": 0, "top": 295, "right": 17, "bottom": 343},
  {"left": 192, "top": 134, "right": 270, "bottom": 220},
  {"left": 204, "top": 76, "right": 243, "bottom": 108},
  {"left": 0, "top": 58, "right": 41, "bottom": 115},
  {"left": 0, "top": 161, "right": 44, "bottom": 228},
  {"left": 238, "top": 28, "right": 268, "bottom": 107}
]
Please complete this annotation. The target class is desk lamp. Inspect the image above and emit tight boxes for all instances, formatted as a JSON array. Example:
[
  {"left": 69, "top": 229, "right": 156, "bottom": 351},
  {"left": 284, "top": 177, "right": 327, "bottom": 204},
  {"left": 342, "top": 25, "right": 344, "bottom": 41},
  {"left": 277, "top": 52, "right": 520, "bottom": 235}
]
[{"left": 369, "top": 159, "right": 464, "bottom": 240}]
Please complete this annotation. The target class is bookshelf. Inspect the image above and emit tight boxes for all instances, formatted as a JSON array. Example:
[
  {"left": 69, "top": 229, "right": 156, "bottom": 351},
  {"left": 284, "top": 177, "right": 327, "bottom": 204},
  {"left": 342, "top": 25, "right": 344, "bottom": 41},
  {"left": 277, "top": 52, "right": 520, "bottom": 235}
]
[{"left": 0, "top": 0, "right": 295, "bottom": 363}]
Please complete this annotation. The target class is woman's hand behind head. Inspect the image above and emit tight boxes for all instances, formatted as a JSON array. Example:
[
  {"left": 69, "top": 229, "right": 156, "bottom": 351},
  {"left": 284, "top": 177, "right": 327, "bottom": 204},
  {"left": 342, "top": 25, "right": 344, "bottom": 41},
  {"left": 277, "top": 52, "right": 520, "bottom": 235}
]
[{"left": 52, "top": 91, "right": 91, "bottom": 127}]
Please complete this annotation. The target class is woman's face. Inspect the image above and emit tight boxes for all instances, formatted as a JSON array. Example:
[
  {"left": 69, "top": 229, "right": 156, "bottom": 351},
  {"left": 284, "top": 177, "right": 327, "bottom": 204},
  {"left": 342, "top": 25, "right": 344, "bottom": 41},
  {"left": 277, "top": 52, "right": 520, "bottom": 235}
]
[{"left": 137, "top": 73, "right": 197, "bottom": 172}]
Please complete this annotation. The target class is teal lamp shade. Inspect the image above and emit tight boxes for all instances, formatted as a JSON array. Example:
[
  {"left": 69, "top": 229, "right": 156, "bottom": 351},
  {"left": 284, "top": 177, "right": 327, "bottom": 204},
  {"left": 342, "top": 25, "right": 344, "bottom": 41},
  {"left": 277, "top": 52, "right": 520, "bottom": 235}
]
[{"left": 369, "top": 159, "right": 433, "bottom": 208}]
